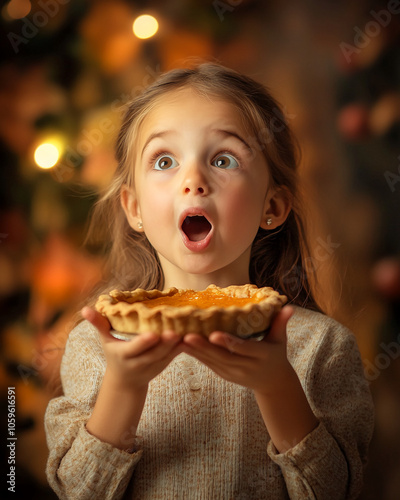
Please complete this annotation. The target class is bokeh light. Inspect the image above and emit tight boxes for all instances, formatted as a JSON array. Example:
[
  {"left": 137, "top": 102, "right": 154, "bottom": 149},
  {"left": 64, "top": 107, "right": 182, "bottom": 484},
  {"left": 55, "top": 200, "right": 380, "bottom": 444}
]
[
  {"left": 6, "top": 0, "right": 31, "bottom": 20},
  {"left": 133, "top": 14, "right": 159, "bottom": 39},
  {"left": 34, "top": 143, "right": 60, "bottom": 169}
]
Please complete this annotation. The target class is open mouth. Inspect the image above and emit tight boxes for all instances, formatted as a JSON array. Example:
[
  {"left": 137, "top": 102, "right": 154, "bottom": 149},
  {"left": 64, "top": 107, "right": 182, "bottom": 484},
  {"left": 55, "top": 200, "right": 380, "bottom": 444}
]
[{"left": 181, "top": 215, "right": 212, "bottom": 242}]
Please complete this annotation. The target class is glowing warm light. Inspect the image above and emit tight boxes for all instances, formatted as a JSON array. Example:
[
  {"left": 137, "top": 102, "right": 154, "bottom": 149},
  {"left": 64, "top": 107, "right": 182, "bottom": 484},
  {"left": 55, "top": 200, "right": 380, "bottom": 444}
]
[
  {"left": 34, "top": 143, "right": 60, "bottom": 169},
  {"left": 7, "top": 0, "right": 31, "bottom": 19},
  {"left": 133, "top": 14, "right": 158, "bottom": 39}
]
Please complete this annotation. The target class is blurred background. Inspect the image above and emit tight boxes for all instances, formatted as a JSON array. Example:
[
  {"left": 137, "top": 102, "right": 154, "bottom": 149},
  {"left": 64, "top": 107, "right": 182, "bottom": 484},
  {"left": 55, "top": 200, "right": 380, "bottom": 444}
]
[{"left": 0, "top": 0, "right": 399, "bottom": 498}]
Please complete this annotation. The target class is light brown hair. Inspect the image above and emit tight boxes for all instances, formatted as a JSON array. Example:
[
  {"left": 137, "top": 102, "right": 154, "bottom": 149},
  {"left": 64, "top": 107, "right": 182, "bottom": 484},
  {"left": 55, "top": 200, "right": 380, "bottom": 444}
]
[{"left": 87, "top": 63, "right": 320, "bottom": 311}]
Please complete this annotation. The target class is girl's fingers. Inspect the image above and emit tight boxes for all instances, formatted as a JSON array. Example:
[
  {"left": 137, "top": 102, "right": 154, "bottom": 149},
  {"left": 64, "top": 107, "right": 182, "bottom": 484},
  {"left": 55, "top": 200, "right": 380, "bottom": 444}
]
[
  {"left": 183, "top": 337, "right": 244, "bottom": 383},
  {"left": 81, "top": 306, "right": 112, "bottom": 338},
  {"left": 124, "top": 330, "right": 179, "bottom": 358},
  {"left": 267, "top": 306, "right": 294, "bottom": 343},
  {"left": 184, "top": 333, "right": 242, "bottom": 363},
  {"left": 81, "top": 309, "right": 183, "bottom": 385},
  {"left": 208, "top": 332, "right": 252, "bottom": 355},
  {"left": 185, "top": 332, "right": 246, "bottom": 357},
  {"left": 153, "top": 340, "right": 185, "bottom": 367},
  {"left": 81, "top": 306, "right": 161, "bottom": 353},
  {"left": 185, "top": 306, "right": 294, "bottom": 359},
  {"left": 120, "top": 332, "right": 183, "bottom": 368}
]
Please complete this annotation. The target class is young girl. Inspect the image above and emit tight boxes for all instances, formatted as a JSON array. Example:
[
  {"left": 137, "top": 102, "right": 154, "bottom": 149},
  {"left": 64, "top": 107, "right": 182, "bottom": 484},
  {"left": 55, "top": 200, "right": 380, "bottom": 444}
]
[{"left": 45, "top": 63, "right": 374, "bottom": 499}]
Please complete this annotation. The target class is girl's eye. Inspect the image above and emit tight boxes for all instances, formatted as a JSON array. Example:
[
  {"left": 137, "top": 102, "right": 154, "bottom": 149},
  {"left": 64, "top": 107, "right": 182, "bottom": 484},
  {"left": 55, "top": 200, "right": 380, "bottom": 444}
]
[
  {"left": 212, "top": 154, "right": 239, "bottom": 169},
  {"left": 154, "top": 155, "right": 178, "bottom": 170}
]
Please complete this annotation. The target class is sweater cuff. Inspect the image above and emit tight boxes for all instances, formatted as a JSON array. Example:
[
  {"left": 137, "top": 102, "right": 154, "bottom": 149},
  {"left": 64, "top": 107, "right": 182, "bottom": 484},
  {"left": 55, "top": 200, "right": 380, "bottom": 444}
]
[
  {"left": 84, "top": 423, "right": 144, "bottom": 455},
  {"left": 267, "top": 421, "right": 344, "bottom": 470},
  {"left": 267, "top": 421, "right": 327, "bottom": 465},
  {"left": 55, "top": 423, "right": 143, "bottom": 499},
  {"left": 80, "top": 423, "right": 143, "bottom": 462},
  {"left": 267, "top": 422, "right": 348, "bottom": 497}
]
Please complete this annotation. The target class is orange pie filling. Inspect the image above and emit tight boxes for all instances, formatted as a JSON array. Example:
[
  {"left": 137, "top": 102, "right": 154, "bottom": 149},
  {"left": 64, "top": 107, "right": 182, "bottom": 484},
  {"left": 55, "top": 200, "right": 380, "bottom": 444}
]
[{"left": 140, "top": 289, "right": 263, "bottom": 309}]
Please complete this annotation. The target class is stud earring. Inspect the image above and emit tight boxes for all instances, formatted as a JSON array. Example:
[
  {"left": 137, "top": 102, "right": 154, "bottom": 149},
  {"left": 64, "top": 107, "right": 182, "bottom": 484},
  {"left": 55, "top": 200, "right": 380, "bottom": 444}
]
[
  {"left": 266, "top": 218, "right": 272, "bottom": 226},
  {"left": 137, "top": 221, "right": 143, "bottom": 229}
]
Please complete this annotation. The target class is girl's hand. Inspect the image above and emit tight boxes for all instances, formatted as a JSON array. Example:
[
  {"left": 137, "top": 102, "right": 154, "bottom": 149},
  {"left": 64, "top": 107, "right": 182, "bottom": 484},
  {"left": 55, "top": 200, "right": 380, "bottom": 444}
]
[
  {"left": 81, "top": 307, "right": 183, "bottom": 392},
  {"left": 182, "top": 306, "right": 295, "bottom": 395},
  {"left": 82, "top": 306, "right": 184, "bottom": 450},
  {"left": 183, "top": 305, "right": 318, "bottom": 452}
]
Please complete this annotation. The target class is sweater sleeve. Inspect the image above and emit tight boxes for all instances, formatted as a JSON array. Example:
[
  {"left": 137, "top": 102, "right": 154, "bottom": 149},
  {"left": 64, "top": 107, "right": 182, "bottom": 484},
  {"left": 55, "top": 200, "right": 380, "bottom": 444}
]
[
  {"left": 45, "top": 321, "right": 142, "bottom": 500},
  {"left": 267, "top": 309, "right": 374, "bottom": 500}
]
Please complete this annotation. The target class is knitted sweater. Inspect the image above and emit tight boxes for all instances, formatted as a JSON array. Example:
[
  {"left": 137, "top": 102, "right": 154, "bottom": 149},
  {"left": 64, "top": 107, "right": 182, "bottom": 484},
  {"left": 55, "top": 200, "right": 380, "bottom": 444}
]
[{"left": 45, "top": 306, "right": 374, "bottom": 499}]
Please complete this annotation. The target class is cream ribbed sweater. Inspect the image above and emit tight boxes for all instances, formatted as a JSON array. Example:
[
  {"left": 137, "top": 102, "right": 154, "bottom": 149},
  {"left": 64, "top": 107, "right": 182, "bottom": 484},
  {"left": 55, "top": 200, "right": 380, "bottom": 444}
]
[{"left": 45, "top": 306, "right": 374, "bottom": 499}]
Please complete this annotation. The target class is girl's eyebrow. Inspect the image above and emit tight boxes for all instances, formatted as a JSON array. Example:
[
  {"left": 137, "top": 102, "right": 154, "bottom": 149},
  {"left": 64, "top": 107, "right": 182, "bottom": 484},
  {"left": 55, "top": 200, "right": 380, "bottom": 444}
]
[
  {"left": 212, "top": 129, "right": 252, "bottom": 152},
  {"left": 141, "top": 130, "right": 176, "bottom": 158},
  {"left": 140, "top": 128, "right": 252, "bottom": 159}
]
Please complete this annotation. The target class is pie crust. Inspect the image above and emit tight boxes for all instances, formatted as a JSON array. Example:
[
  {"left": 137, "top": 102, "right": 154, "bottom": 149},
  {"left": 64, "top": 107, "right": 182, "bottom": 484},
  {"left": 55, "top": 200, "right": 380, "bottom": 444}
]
[{"left": 95, "top": 284, "right": 286, "bottom": 339}]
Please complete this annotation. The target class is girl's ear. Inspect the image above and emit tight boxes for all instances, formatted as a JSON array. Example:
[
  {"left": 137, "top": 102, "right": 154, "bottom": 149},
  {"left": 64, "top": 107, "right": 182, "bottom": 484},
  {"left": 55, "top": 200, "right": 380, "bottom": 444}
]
[
  {"left": 120, "top": 184, "right": 144, "bottom": 232},
  {"left": 260, "top": 187, "right": 292, "bottom": 230}
]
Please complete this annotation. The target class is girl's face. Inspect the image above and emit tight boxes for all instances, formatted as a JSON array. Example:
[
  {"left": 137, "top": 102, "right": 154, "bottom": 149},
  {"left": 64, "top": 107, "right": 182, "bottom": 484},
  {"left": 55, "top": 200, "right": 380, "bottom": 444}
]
[{"left": 125, "top": 88, "right": 276, "bottom": 289}]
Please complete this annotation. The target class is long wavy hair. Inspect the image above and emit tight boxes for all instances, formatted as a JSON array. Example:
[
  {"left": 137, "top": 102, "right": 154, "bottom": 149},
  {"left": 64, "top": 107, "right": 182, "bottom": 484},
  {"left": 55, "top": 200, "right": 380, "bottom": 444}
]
[{"left": 86, "top": 63, "right": 320, "bottom": 311}]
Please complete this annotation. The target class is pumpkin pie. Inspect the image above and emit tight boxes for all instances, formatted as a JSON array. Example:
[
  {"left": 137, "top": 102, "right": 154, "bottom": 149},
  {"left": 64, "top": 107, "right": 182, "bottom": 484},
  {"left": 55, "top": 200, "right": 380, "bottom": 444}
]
[{"left": 95, "top": 284, "right": 286, "bottom": 339}]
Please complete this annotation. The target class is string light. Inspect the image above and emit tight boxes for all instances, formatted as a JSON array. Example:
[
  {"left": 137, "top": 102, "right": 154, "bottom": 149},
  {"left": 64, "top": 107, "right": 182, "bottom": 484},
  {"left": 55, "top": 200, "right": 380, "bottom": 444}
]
[
  {"left": 133, "top": 14, "right": 159, "bottom": 39},
  {"left": 34, "top": 143, "right": 60, "bottom": 169}
]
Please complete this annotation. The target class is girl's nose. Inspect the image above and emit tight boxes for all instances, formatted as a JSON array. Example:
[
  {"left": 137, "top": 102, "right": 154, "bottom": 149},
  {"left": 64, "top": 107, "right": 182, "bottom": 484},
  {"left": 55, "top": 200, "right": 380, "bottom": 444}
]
[{"left": 182, "top": 163, "right": 210, "bottom": 196}]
